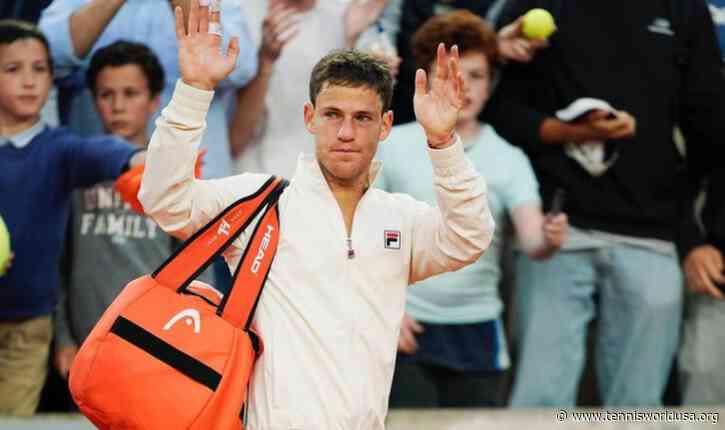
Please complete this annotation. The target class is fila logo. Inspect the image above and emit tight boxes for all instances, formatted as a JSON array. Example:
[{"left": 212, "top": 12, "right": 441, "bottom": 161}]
[
  {"left": 217, "top": 219, "right": 231, "bottom": 236},
  {"left": 384, "top": 230, "right": 401, "bottom": 249},
  {"left": 163, "top": 309, "right": 201, "bottom": 334},
  {"left": 251, "top": 224, "right": 275, "bottom": 274}
]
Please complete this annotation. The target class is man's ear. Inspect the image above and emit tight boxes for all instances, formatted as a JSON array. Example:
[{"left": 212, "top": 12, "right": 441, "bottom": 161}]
[
  {"left": 378, "top": 110, "right": 394, "bottom": 141},
  {"left": 303, "top": 101, "right": 316, "bottom": 135}
]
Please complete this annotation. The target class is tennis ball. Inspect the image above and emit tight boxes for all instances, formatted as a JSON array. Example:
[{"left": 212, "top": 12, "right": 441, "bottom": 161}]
[
  {"left": 0, "top": 216, "right": 11, "bottom": 276},
  {"left": 521, "top": 8, "right": 556, "bottom": 40}
]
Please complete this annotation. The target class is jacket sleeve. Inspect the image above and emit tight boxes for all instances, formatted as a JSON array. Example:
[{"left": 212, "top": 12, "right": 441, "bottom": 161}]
[
  {"left": 138, "top": 79, "right": 269, "bottom": 240},
  {"left": 405, "top": 138, "right": 495, "bottom": 285}
]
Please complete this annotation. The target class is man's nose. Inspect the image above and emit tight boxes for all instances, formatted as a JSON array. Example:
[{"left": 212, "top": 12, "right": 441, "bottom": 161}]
[{"left": 337, "top": 117, "right": 355, "bottom": 141}]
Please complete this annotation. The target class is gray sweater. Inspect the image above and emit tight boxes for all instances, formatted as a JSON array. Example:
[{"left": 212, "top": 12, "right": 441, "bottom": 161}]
[{"left": 55, "top": 182, "right": 174, "bottom": 347}]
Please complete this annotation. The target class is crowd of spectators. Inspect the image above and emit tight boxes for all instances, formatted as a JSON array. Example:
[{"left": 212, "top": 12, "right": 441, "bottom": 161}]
[{"left": 1, "top": 0, "right": 724, "bottom": 417}]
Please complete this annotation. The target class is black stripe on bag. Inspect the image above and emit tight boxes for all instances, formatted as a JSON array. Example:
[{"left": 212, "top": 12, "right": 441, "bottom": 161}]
[{"left": 110, "top": 316, "right": 221, "bottom": 391}]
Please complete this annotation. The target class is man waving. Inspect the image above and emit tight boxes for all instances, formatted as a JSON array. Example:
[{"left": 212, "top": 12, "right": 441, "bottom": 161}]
[{"left": 139, "top": 1, "right": 494, "bottom": 428}]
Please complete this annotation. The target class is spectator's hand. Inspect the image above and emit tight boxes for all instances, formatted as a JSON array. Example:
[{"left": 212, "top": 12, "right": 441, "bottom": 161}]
[
  {"left": 398, "top": 313, "right": 424, "bottom": 354},
  {"left": 344, "top": 0, "right": 388, "bottom": 47},
  {"left": 684, "top": 245, "right": 725, "bottom": 299},
  {"left": 497, "top": 17, "right": 548, "bottom": 63},
  {"left": 543, "top": 213, "right": 568, "bottom": 250},
  {"left": 414, "top": 44, "right": 465, "bottom": 148},
  {"left": 55, "top": 345, "right": 78, "bottom": 380},
  {"left": 577, "top": 109, "right": 636, "bottom": 141},
  {"left": 260, "top": 0, "right": 301, "bottom": 64},
  {"left": 175, "top": 0, "right": 240, "bottom": 91}
]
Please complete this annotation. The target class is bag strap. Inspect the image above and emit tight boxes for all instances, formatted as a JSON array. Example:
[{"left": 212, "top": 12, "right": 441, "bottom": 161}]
[
  {"left": 216, "top": 189, "right": 284, "bottom": 329},
  {"left": 153, "top": 176, "right": 284, "bottom": 291}
]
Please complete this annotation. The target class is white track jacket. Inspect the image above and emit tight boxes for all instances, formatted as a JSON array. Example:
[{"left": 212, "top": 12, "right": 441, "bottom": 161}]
[{"left": 139, "top": 81, "right": 495, "bottom": 429}]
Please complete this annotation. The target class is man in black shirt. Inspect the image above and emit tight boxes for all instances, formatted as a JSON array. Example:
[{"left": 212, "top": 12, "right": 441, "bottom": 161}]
[{"left": 484, "top": 0, "right": 725, "bottom": 406}]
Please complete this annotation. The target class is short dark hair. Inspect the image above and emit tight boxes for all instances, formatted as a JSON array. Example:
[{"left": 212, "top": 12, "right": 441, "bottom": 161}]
[
  {"left": 309, "top": 49, "right": 393, "bottom": 113},
  {"left": 411, "top": 10, "right": 499, "bottom": 71},
  {"left": 0, "top": 19, "right": 53, "bottom": 73},
  {"left": 86, "top": 40, "right": 165, "bottom": 97}
]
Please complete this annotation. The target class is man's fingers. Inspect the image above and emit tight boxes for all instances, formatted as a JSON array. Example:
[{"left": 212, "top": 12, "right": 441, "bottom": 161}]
[
  {"left": 188, "top": 0, "right": 199, "bottom": 36},
  {"left": 704, "top": 283, "right": 724, "bottom": 300},
  {"left": 398, "top": 330, "right": 417, "bottom": 354},
  {"left": 198, "top": 2, "right": 210, "bottom": 34},
  {"left": 410, "top": 318, "right": 424, "bottom": 334},
  {"left": 703, "top": 256, "right": 725, "bottom": 285},
  {"left": 174, "top": 6, "right": 186, "bottom": 39},
  {"left": 276, "top": 26, "right": 300, "bottom": 47},
  {"left": 436, "top": 43, "right": 448, "bottom": 81},
  {"left": 225, "top": 36, "right": 240, "bottom": 66},
  {"left": 268, "top": 7, "right": 298, "bottom": 29},
  {"left": 414, "top": 68, "right": 428, "bottom": 97},
  {"left": 273, "top": 14, "right": 301, "bottom": 41}
]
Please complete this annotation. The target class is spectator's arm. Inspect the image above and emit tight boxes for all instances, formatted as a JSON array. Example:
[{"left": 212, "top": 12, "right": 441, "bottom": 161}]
[
  {"left": 62, "top": 133, "right": 139, "bottom": 190},
  {"left": 39, "top": 0, "right": 124, "bottom": 63},
  {"left": 229, "top": 57, "right": 273, "bottom": 158},
  {"left": 37, "top": 0, "right": 92, "bottom": 74}
]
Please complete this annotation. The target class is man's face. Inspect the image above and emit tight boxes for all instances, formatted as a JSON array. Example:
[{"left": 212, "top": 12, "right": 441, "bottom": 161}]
[
  {"left": 304, "top": 83, "right": 392, "bottom": 186},
  {"left": 429, "top": 51, "right": 491, "bottom": 124},
  {"left": 93, "top": 64, "right": 159, "bottom": 144},
  {"left": 0, "top": 38, "right": 51, "bottom": 125}
]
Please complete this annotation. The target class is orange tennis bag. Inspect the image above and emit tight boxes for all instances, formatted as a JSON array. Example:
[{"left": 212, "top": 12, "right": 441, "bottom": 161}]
[{"left": 69, "top": 177, "right": 287, "bottom": 430}]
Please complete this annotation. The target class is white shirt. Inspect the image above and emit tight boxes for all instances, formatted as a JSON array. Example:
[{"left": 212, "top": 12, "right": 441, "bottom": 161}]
[
  {"left": 235, "top": 0, "right": 347, "bottom": 178},
  {"left": 139, "top": 80, "right": 495, "bottom": 429}
]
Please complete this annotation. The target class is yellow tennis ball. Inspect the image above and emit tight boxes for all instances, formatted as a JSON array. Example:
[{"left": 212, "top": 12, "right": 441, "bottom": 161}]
[
  {"left": 521, "top": 8, "right": 557, "bottom": 40},
  {"left": 0, "top": 216, "right": 11, "bottom": 276}
]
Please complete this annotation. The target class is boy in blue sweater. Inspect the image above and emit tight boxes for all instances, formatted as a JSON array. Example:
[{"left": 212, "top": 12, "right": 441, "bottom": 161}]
[{"left": 0, "top": 20, "right": 142, "bottom": 416}]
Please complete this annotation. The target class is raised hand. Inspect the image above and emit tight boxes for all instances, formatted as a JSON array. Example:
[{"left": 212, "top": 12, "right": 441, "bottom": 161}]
[
  {"left": 260, "top": 0, "right": 301, "bottom": 64},
  {"left": 413, "top": 43, "right": 465, "bottom": 148},
  {"left": 174, "top": 0, "right": 240, "bottom": 91},
  {"left": 344, "top": 0, "right": 388, "bottom": 47}
]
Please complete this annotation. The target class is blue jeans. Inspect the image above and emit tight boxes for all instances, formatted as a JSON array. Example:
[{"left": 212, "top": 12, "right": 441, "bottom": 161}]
[{"left": 510, "top": 245, "right": 683, "bottom": 407}]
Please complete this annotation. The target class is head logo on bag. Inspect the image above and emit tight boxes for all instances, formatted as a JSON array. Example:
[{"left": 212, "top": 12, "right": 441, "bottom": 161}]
[
  {"left": 163, "top": 309, "right": 201, "bottom": 334},
  {"left": 251, "top": 225, "right": 275, "bottom": 274}
]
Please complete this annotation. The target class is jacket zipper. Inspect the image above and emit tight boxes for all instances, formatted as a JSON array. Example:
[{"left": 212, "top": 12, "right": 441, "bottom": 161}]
[{"left": 347, "top": 237, "right": 355, "bottom": 259}]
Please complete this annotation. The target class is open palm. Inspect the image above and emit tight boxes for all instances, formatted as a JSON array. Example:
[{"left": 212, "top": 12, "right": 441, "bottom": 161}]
[
  {"left": 413, "top": 44, "right": 464, "bottom": 147},
  {"left": 174, "top": 0, "right": 240, "bottom": 91}
]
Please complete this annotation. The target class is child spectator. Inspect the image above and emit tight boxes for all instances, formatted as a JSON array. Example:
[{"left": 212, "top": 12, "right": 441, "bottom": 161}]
[
  {"left": 52, "top": 41, "right": 174, "bottom": 382},
  {"left": 375, "top": 10, "right": 567, "bottom": 407},
  {"left": 0, "top": 21, "right": 141, "bottom": 416}
]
